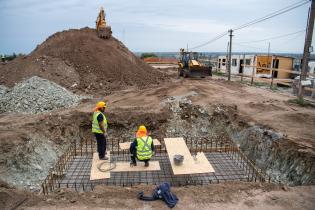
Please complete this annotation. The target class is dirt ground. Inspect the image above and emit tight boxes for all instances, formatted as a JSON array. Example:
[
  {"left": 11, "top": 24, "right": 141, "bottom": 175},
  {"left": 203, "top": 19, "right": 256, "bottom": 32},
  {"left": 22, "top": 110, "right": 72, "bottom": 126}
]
[
  {"left": 1, "top": 182, "right": 314, "bottom": 210},
  {"left": 0, "top": 28, "right": 168, "bottom": 95},
  {"left": 98, "top": 74, "right": 315, "bottom": 145},
  {"left": 1, "top": 68, "right": 315, "bottom": 209}
]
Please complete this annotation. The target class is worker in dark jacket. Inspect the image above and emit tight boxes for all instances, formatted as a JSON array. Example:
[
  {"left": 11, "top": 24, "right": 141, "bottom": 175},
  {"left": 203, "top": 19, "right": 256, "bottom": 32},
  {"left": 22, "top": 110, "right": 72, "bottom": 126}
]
[
  {"left": 130, "top": 125, "right": 154, "bottom": 167},
  {"left": 92, "top": 101, "right": 108, "bottom": 160}
]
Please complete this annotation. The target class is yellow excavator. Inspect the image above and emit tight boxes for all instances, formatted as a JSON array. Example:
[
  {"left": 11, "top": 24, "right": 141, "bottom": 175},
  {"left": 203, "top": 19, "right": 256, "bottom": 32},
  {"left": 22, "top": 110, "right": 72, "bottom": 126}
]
[
  {"left": 178, "top": 48, "right": 212, "bottom": 78},
  {"left": 96, "top": 7, "right": 112, "bottom": 39}
]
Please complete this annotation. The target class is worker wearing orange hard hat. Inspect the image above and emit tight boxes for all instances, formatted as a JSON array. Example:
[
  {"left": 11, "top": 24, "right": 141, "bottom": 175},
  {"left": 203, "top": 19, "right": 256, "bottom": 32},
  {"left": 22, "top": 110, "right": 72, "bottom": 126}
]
[
  {"left": 92, "top": 101, "right": 108, "bottom": 160},
  {"left": 129, "top": 125, "right": 155, "bottom": 167}
]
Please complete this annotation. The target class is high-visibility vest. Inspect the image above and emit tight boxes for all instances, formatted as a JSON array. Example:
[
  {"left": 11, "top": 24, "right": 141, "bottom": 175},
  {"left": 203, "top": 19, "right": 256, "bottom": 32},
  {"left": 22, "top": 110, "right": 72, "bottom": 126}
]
[
  {"left": 136, "top": 136, "right": 153, "bottom": 160},
  {"left": 92, "top": 111, "right": 107, "bottom": 134}
]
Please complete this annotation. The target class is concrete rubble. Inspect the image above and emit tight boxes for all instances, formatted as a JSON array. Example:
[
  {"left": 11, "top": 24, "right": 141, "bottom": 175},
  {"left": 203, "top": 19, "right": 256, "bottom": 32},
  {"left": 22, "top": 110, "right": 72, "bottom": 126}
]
[{"left": 0, "top": 76, "right": 86, "bottom": 114}]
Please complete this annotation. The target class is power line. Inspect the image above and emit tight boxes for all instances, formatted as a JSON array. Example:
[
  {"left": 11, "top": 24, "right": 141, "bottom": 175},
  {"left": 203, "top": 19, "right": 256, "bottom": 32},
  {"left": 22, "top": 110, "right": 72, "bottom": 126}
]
[
  {"left": 238, "top": 29, "right": 306, "bottom": 44},
  {"left": 189, "top": 32, "right": 228, "bottom": 50},
  {"left": 234, "top": 43, "right": 267, "bottom": 51},
  {"left": 187, "top": 0, "right": 309, "bottom": 51},
  {"left": 235, "top": 31, "right": 305, "bottom": 52},
  {"left": 232, "top": 0, "right": 310, "bottom": 31}
]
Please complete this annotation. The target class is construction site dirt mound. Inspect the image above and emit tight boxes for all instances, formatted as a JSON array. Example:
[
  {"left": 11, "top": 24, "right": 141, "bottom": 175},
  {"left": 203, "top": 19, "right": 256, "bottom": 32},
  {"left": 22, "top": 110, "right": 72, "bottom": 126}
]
[{"left": 0, "top": 27, "right": 168, "bottom": 95}]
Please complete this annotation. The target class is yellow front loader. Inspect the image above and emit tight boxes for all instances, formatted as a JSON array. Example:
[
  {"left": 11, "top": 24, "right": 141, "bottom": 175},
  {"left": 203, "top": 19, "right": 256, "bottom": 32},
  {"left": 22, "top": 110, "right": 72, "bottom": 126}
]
[{"left": 178, "top": 49, "right": 212, "bottom": 78}]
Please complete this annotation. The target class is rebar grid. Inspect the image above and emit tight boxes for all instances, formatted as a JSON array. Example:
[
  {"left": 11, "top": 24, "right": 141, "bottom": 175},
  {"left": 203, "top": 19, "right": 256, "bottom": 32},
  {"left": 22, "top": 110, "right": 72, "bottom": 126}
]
[{"left": 42, "top": 137, "right": 268, "bottom": 194}]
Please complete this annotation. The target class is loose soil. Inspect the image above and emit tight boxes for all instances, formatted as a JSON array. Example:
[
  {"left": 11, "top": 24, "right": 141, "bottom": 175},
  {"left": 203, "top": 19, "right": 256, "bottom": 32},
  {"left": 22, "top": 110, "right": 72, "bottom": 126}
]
[
  {"left": 1, "top": 46, "right": 315, "bottom": 208},
  {"left": 1, "top": 182, "right": 314, "bottom": 210},
  {"left": 0, "top": 28, "right": 168, "bottom": 95}
]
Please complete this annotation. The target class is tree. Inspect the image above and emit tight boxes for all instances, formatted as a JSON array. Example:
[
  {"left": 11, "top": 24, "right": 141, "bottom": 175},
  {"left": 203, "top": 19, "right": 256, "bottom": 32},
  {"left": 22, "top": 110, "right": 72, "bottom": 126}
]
[{"left": 140, "top": 53, "right": 158, "bottom": 59}]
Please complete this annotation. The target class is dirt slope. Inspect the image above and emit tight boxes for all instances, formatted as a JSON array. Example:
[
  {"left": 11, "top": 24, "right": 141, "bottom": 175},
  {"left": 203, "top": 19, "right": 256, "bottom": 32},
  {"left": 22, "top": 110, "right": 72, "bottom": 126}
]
[
  {"left": 1, "top": 182, "right": 315, "bottom": 210},
  {"left": 0, "top": 27, "right": 167, "bottom": 95}
]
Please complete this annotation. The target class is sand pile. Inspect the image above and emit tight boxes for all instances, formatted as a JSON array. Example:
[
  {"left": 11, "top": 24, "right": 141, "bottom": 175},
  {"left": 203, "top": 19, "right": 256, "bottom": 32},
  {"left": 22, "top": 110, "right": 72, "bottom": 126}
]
[{"left": 0, "top": 27, "right": 168, "bottom": 95}]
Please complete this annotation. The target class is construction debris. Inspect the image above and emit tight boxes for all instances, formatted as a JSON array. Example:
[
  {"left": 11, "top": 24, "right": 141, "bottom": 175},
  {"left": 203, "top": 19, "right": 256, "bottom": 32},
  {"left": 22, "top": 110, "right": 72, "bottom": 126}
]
[
  {"left": 0, "top": 76, "right": 84, "bottom": 114},
  {"left": 0, "top": 84, "right": 8, "bottom": 96}
]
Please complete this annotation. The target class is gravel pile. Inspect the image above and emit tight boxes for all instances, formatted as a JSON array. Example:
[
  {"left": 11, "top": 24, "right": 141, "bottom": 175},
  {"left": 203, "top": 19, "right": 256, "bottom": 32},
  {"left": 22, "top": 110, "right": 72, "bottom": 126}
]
[
  {"left": 0, "top": 85, "right": 8, "bottom": 96},
  {"left": 0, "top": 76, "right": 84, "bottom": 114}
]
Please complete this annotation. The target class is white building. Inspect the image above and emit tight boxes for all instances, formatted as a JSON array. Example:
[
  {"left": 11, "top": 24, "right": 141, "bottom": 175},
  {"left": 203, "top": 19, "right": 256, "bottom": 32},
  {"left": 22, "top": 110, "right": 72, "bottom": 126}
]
[
  {"left": 217, "top": 54, "right": 256, "bottom": 76},
  {"left": 308, "top": 61, "right": 315, "bottom": 74}
]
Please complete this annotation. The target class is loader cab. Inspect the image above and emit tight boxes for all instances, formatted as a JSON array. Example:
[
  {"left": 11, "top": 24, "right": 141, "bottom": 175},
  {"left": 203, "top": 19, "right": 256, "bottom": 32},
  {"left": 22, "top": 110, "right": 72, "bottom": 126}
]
[{"left": 181, "top": 52, "right": 190, "bottom": 68}]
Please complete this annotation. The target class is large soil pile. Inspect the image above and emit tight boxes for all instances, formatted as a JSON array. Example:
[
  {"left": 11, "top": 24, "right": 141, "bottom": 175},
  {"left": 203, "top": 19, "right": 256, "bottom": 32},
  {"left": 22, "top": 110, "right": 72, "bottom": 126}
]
[{"left": 0, "top": 27, "right": 167, "bottom": 95}]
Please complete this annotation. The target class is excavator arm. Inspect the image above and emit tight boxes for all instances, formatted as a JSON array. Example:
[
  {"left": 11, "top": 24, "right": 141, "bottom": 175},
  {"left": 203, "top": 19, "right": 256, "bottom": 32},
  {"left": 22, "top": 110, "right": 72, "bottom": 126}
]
[{"left": 96, "top": 7, "right": 112, "bottom": 39}]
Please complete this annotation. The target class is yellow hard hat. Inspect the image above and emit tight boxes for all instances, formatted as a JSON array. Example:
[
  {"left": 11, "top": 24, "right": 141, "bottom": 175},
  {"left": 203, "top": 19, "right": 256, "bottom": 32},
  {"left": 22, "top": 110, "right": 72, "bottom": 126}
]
[
  {"left": 96, "top": 101, "right": 106, "bottom": 110},
  {"left": 136, "top": 125, "right": 147, "bottom": 137},
  {"left": 138, "top": 125, "right": 147, "bottom": 133}
]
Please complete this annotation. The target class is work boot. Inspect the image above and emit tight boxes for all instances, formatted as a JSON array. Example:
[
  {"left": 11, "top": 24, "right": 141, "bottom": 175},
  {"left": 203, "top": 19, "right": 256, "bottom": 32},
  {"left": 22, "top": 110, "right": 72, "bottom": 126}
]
[
  {"left": 100, "top": 156, "right": 108, "bottom": 160},
  {"left": 145, "top": 161, "right": 149, "bottom": 167},
  {"left": 130, "top": 161, "right": 137, "bottom": 167}
]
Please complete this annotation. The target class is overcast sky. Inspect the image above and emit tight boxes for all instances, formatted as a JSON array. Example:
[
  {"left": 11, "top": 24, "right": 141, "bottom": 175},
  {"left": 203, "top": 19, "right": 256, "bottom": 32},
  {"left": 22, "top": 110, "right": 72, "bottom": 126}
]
[{"left": 0, "top": 0, "right": 312, "bottom": 54}]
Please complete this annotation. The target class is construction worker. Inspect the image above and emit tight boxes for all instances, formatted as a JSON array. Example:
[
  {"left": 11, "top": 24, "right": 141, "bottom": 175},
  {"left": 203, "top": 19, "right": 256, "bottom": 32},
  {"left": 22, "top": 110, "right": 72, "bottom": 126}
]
[
  {"left": 92, "top": 101, "right": 108, "bottom": 160},
  {"left": 130, "top": 125, "right": 154, "bottom": 167}
]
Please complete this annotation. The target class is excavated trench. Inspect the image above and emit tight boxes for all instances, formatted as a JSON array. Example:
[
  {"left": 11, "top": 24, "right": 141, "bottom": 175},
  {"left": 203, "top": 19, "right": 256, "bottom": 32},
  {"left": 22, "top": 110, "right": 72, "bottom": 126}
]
[{"left": 2, "top": 98, "right": 314, "bottom": 192}]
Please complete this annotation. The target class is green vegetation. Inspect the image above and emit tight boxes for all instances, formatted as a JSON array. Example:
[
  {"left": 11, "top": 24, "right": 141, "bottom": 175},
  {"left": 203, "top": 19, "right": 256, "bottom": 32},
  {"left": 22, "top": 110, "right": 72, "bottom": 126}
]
[
  {"left": 270, "top": 85, "right": 278, "bottom": 91},
  {"left": 140, "top": 53, "right": 158, "bottom": 59},
  {"left": 252, "top": 81, "right": 266, "bottom": 87},
  {"left": 212, "top": 71, "right": 225, "bottom": 76},
  {"left": 288, "top": 98, "right": 315, "bottom": 107}
]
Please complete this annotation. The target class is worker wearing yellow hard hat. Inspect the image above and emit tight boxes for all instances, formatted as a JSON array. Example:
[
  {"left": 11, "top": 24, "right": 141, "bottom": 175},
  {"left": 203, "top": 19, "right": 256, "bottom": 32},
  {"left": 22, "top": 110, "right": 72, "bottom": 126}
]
[
  {"left": 92, "top": 101, "right": 108, "bottom": 160},
  {"left": 129, "top": 125, "right": 155, "bottom": 167}
]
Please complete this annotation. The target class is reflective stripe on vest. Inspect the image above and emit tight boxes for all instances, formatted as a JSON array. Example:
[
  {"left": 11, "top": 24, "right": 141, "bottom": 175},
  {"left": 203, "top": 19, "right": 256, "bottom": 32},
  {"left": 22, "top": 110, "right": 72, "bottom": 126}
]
[
  {"left": 136, "top": 136, "right": 153, "bottom": 160},
  {"left": 92, "top": 111, "right": 107, "bottom": 134}
]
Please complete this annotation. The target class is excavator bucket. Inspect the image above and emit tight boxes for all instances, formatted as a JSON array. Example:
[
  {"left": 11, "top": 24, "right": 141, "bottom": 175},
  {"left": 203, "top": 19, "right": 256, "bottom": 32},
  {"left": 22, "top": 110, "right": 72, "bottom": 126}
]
[
  {"left": 96, "top": 7, "right": 112, "bottom": 39},
  {"left": 98, "top": 26, "right": 112, "bottom": 39}
]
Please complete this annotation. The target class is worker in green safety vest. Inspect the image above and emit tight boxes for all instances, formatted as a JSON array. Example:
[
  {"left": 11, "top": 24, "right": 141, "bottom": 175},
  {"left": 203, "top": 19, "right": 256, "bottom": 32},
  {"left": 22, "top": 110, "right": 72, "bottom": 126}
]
[
  {"left": 130, "top": 125, "right": 155, "bottom": 167},
  {"left": 92, "top": 101, "right": 108, "bottom": 160}
]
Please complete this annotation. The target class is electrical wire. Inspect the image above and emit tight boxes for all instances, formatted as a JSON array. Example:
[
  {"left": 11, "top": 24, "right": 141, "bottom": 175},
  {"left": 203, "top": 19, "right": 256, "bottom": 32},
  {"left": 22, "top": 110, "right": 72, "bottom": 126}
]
[
  {"left": 97, "top": 157, "right": 117, "bottom": 172},
  {"left": 232, "top": 0, "right": 310, "bottom": 31},
  {"left": 187, "top": 0, "right": 309, "bottom": 51},
  {"left": 235, "top": 31, "right": 305, "bottom": 52},
  {"left": 234, "top": 43, "right": 267, "bottom": 51},
  {"left": 237, "top": 29, "right": 306, "bottom": 44},
  {"left": 189, "top": 32, "right": 228, "bottom": 50}
]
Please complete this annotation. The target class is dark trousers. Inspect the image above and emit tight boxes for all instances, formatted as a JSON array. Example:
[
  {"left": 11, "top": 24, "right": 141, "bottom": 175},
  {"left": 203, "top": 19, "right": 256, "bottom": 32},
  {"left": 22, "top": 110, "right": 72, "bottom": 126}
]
[
  {"left": 130, "top": 146, "right": 149, "bottom": 164},
  {"left": 94, "top": 133, "right": 106, "bottom": 158}
]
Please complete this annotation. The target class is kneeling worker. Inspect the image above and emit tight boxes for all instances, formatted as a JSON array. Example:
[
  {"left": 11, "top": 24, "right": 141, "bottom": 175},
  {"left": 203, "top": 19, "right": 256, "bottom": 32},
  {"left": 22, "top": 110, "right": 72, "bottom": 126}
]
[{"left": 130, "top": 125, "right": 154, "bottom": 167}]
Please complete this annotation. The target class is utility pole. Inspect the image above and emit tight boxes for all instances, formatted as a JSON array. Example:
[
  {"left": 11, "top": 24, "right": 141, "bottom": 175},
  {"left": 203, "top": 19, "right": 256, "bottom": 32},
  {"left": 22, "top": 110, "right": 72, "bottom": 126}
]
[
  {"left": 268, "top": 42, "right": 274, "bottom": 89},
  {"left": 298, "top": 0, "right": 315, "bottom": 101},
  {"left": 228, "top": 29, "right": 233, "bottom": 81}
]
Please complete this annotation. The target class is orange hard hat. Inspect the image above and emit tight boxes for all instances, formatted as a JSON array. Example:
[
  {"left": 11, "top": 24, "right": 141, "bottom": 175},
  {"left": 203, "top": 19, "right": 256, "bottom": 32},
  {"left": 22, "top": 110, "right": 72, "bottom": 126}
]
[{"left": 136, "top": 125, "right": 147, "bottom": 137}]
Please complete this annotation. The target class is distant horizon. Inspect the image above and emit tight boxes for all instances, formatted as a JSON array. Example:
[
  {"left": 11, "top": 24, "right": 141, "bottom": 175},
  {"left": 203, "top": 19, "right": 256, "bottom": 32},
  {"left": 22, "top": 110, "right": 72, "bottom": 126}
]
[{"left": 133, "top": 51, "right": 306, "bottom": 58}]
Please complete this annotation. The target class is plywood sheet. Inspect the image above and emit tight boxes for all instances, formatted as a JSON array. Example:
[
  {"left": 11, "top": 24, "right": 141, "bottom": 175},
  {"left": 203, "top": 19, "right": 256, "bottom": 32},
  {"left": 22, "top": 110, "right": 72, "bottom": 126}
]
[
  {"left": 119, "top": 139, "right": 161, "bottom": 150},
  {"left": 90, "top": 152, "right": 111, "bottom": 180},
  {"left": 164, "top": 138, "right": 215, "bottom": 175},
  {"left": 112, "top": 161, "right": 160, "bottom": 172}
]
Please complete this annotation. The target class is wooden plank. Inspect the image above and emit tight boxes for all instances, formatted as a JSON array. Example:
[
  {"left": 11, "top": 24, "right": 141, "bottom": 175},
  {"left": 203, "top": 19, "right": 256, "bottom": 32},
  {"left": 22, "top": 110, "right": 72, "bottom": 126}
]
[
  {"left": 164, "top": 138, "right": 215, "bottom": 175},
  {"left": 119, "top": 139, "right": 161, "bottom": 150},
  {"left": 194, "top": 152, "right": 215, "bottom": 173},
  {"left": 90, "top": 152, "right": 111, "bottom": 180},
  {"left": 113, "top": 161, "right": 160, "bottom": 172}
]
